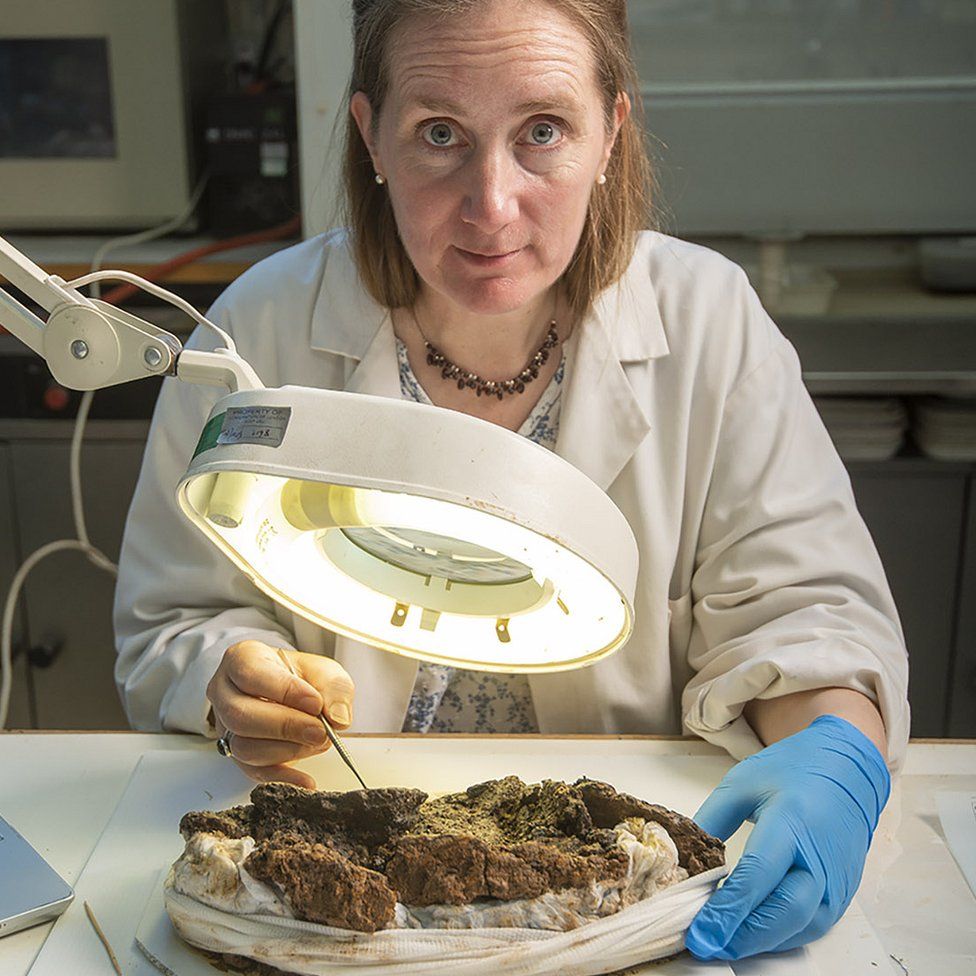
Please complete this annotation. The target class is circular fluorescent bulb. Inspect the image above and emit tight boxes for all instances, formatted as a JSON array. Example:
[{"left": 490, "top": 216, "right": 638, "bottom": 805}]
[{"left": 177, "top": 386, "right": 638, "bottom": 672}]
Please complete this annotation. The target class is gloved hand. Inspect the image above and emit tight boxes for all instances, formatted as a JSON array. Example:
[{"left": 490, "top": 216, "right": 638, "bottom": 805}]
[{"left": 685, "top": 713, "right": 890, "bottom": 960}]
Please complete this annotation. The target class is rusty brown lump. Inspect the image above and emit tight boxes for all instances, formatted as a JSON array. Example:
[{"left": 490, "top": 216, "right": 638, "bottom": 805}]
[{"left": 178, "top": 776, "right": 725, "bottom": 934}]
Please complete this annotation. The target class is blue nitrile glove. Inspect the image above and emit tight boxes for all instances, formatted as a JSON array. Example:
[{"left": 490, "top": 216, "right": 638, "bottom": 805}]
[{"left": 685, "top": 713, "right": 890, "bottom": 961}]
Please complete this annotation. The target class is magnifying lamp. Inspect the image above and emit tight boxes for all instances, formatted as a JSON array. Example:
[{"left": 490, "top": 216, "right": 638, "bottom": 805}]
[{"left": 0, "top": 235, "right": 638, "bottom": 673}]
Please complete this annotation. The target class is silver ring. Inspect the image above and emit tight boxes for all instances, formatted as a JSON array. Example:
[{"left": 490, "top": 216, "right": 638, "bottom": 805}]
[{"left": 216, "top": 732, "right": 234, "bottom": 758}]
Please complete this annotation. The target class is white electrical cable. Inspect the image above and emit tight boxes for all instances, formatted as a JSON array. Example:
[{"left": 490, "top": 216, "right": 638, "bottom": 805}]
[
  {"left": 69, "top": 389, "right": 119, "bottom": 575},
  {"left": 0, "top": 541, "right": 99, "bottom": 729},
  {"left": 63, "top": 271, "right": 236, "bottom": 352},
  {"left": 0, "top": 174, "right": 212, "bottom": 729},
  {"left": 70, "top": 170, "right": 213, "bottom": 559},
  {"left": 88, "top": 170, "right": 210, "bottom": 280}
]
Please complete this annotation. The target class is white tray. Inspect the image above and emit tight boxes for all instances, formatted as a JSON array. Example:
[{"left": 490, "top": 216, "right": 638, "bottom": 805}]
[{"left": 24, "top": 741, "right": 895, "bottom": 976}]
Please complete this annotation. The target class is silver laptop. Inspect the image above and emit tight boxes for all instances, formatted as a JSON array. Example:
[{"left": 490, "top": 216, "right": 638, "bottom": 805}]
[{"left": 0, "top": 815, "right": 74, "bottom": 937}]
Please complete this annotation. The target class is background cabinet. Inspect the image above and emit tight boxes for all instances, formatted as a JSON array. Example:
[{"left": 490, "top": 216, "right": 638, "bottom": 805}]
[
  {"left": 0, "top": 443, "right": 31, "bottom": 729},
  {"left": 948, "top": 478, "right": 976, "bottom": 738},
  {"left": 1, "top": 425, "right": 973, "bottom": 735},
  {"left": 848, "top": 461, "right": 972, "bottom": 737},
  {"left": 1, "top": 421, "right": 148, "bottom": 730}
]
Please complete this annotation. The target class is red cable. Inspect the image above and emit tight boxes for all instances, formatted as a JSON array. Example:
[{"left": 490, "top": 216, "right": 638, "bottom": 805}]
[
  {"left": 98, "top": 214, "right": 302, "bottom": 305},
  {"left": 0, "top": 215, "right": 302, "bottom": 337}
]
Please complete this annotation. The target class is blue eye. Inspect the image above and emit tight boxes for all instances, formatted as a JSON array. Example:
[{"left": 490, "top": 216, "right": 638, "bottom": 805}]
[
  {"left": 423, "top": 122, "right": 456, "bottom": 147},
  {"left": 527, "top": 121, "right": 561, "bottom": 146}
]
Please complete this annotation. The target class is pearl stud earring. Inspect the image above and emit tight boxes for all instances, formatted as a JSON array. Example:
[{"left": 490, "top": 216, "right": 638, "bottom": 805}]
[
  {"left": 375, "top": 173, "right": 386, "bottom": 185},
  {"left": 596, "top": 173, "right": 607, "bottom": 185}
]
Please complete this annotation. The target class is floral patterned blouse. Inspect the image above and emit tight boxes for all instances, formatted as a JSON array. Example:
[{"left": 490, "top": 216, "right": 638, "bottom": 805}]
[{"left": 395, "top": 333, "right": 570, "bottom": 733}]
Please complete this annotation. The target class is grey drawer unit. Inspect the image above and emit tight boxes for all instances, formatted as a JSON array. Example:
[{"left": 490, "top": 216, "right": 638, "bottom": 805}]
[
  {"left": 848, "top": 460, "right": 972, "bottom": 737},
  {"left": 0, "top": 443, "right": 32, "bottom": 728},
  {"left": 2, "top": 421, "right": 148, "bottom": 730},
  {"left": 2, "top": 422, "right": 973, "bottom": 738},
  {"left": 948, "top": 477, "right": 976, "bottom": 738}
]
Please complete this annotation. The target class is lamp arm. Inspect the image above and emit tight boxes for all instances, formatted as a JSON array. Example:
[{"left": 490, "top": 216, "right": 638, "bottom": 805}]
[
  {"left": 0, "top": 234, "right": 263, "bottom": 394},
  {"left": 176, "top": 348, "right": 264, "bottom": 393}
]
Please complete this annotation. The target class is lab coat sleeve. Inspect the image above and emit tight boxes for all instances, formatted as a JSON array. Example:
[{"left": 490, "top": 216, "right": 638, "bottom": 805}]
[
  {"left": 113, "top": 313, "right": 298, "bottom": 735},
  {"left": 680, "top": 289, "right": 911, "bottom": 773}
]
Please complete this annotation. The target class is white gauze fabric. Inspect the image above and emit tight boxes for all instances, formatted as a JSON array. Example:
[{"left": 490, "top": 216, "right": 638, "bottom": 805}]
[{"left": 164, "top": 820, "right": 728, "bottom": 975}]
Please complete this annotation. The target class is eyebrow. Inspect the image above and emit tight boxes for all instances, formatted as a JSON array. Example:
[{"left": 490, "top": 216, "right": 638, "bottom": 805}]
[{"left": 405, "top": 94, "right": 584, "bottom": 117}]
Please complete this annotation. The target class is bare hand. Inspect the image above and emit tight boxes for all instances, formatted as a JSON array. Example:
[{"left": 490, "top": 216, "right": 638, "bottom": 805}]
[{"left": 207, "top": 640, "right": 354, "bottom": 789}]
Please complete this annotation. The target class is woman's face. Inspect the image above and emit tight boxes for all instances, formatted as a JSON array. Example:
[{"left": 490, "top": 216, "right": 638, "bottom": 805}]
[{"left": 351, "top": 0, "right": 627, "bottom": 318}]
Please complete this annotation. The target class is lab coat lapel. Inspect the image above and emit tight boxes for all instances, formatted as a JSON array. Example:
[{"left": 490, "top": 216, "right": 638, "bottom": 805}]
[
  {"left": 323, "top": 310, "right": 416, "bottom": 728},
  {"left": 309, "top": 231, "right": 401, "bottom": 399},
  {"left": 342, "top": 318, "right": 400, "bottom": 398},
  {"left": 305, "top": 235, "right": 671, "bottom": 731},
  {"left": 311, "top": 304, "right": 418, "bottom": 729},
  {"left": 555, "top": 268, "right": 667, "bottom": 490},
  {"left": 307, "top": 240, "right": 415, "bottom": 728},
  {"left": 534, "top": 263, "right": 669, "bottom": 733}
]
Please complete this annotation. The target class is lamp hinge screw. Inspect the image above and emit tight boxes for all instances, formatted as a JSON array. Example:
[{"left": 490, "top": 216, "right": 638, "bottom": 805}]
[
  {"left": 70, "top": 339, "right": 89, "bottom": 359},
  {"left": 144, "top": 346, "right": 163, "bottom": 368}
]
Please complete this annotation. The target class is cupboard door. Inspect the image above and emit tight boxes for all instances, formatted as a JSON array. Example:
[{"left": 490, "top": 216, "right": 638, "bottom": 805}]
[
  {"left": 0, "top": 443, "right": 33, "bottom": 728},
  {"left": 849, "top": 466, "right": 968, "bottom": 737},
  {"left": 10, "top": 437, "right": 146, "bottom": 730},
  {"left": 948, "top": 477, "right": 976, "bottom": 738}
]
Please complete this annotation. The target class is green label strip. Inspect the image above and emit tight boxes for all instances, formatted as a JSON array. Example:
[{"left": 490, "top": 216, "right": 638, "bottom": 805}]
[{"left": 192, "top": 411, "right": 226, "bottom": 459}]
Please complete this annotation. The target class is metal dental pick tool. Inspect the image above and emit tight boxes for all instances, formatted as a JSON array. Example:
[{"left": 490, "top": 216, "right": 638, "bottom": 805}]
[{"left": 275, "top": 648, "right": 369, "bottom": 790}]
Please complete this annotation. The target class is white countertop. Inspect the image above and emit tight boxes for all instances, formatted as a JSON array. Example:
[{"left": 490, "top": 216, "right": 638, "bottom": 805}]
[{"left": 1, "top": 733, "right": 974, "bottom": 975}]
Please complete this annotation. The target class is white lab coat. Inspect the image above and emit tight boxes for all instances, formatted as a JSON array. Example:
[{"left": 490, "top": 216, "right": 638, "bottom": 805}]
[{"left": 113, "top": 230, "right": 910, "bottom": 770}]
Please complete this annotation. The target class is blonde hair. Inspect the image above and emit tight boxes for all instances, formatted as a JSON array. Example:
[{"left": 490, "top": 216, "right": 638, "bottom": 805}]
[{"left": 343, "top": 0, "right": 654, "bottom": 320}]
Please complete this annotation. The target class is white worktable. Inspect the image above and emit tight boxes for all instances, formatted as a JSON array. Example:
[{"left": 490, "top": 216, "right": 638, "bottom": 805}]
[{"left": 1, "top": 733, "right": 974, "bottom": 975}]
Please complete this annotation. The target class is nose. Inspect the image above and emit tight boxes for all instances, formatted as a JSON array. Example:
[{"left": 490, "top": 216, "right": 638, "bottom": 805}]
[{"left": 459, "top": 146, "right": 520, "bottom": 233}]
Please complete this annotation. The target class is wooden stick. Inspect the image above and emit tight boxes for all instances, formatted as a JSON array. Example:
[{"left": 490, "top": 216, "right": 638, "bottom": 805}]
[{"left": 84, "top": 901, "right": 123, "bottom": 976}]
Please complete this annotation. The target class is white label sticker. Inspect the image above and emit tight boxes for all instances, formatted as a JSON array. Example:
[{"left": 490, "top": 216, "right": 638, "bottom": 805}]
[{"left": 217, "top": 406, "right": 291, "bottom": 448}]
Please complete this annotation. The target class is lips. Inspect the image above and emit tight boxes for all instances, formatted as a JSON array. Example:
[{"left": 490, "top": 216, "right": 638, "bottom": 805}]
[{"left": 453, "top": 246, "right": 525, "bottom": 267}]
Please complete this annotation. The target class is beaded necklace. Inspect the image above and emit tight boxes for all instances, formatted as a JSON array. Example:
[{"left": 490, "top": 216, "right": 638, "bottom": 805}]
[{"left": 410, "top": 306, "right": 562, "bottom": 400}]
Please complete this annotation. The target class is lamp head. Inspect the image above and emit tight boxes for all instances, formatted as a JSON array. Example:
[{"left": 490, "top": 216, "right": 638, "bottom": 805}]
[
  {"left": 0, "top": 233, "right": 638, "bottom": 674},
  {"left": 179, "top": 385, "right": 638, "bottom": 673}
]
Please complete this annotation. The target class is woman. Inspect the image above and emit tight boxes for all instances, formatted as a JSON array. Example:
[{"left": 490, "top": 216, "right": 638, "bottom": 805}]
[{"left": 114, "top": 0, "right": 908, "bottom": 961}]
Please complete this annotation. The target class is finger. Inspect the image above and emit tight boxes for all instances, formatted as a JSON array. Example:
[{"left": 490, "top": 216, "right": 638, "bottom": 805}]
[
  {"left": 210, "top": 671, "right": 330, "bottom": 746},
  {"left": 693, "top": 770, "right": 758, "bottom": 842},
  {"left": 288, "top": 651, "right": 355, "bottom": 728},
  {"left": 772, "top": 902, "right": 836, "bottom": 954},
  {"left": 233, "top": 758, "right": 317, "bottom": 790},
  {"left": 685, "top": 815, "right": 797, "bottom": 958},
  {"left": 224, "top": 733, "right": 327, "bottom": 768},
  {"left": 223, "top": 641, "right": 324, "bottom": 715},
  {"left": 213, "top": 716, "right": 326, "bottom": 768},
  {"left": 706, "top": 865, "right": 822, "bottom": 960}
]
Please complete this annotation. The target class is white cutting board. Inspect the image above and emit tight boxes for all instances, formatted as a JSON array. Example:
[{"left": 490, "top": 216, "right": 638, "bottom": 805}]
[{"left": 25, "top": 739, "right": 893, "bottom": 975}]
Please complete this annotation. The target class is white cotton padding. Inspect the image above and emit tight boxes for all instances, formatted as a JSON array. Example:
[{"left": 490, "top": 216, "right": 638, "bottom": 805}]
[
  {"left": 165, "top": 865, "right": 727, "bottom": 976},
  {"left": 164, "top": 819, "right": 728, "bottom": 975}
]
